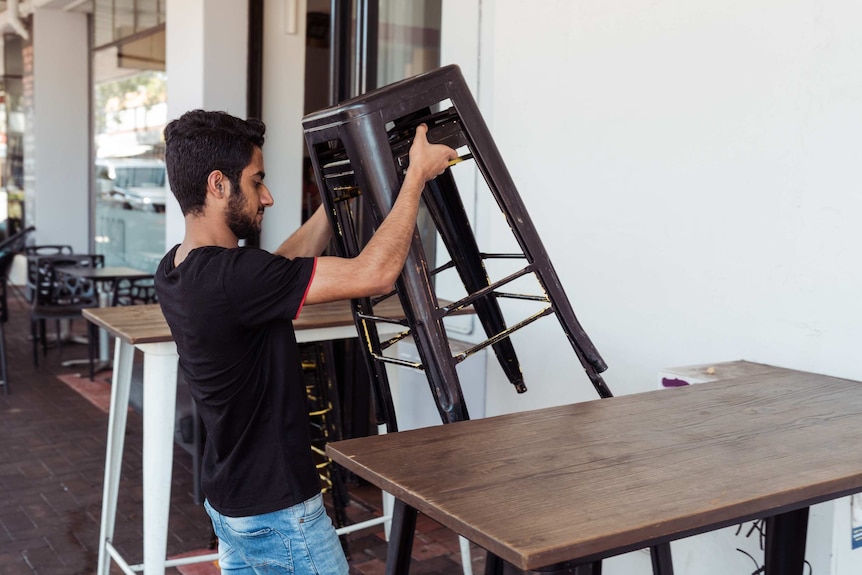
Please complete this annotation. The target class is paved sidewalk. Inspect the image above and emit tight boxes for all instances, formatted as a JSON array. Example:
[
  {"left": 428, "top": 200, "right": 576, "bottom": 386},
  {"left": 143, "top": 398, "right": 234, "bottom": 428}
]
[{"left": 0, "top": 292, "right": 483, "bottom": 574}]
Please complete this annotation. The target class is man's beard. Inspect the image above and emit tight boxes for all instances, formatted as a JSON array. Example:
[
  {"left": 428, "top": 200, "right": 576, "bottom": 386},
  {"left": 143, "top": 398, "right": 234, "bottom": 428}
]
[{"left": 226, "top": 190, "right": 261, "bottom": 240}]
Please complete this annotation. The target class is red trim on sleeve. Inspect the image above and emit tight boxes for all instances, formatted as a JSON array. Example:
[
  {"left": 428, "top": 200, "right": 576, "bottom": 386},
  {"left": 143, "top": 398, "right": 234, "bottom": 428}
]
[{"left": 294, "top": 257, "right": 317, "bottom": 320}]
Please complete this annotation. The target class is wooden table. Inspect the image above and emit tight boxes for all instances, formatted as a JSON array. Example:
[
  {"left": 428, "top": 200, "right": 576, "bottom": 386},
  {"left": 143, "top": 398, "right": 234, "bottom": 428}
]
[
  {"left": 83, "top": 297, "right": 417, "bottom": 344},
  {"left": 327, "top": 364, "right": 862, "bottom": 574},
  {"left": 85, "top": 298, "right": 464, "bottom": 575},
  {"left": 58, "top": 265, "right": 154, "bottom": 308},
  {"left": 58, "top": 265, "right": 153, "bottom": 283},
  {"left": 60, "top": 266, "right": 154, "bottom": 366}
]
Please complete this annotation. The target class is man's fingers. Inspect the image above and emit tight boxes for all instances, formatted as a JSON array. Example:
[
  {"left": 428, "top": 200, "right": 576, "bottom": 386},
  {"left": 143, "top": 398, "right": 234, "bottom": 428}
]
[{"left": 409, "top": 124, "right": 459, "bottom": 179}]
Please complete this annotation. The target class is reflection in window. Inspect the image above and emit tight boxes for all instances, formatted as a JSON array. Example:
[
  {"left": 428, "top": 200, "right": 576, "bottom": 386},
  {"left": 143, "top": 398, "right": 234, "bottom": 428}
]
[
  {"left": 378, "top": 0, "right": 441, "bottom": 86},
  {"left": 93, "top": 47, "right": 167, "bottom": 272},
  {"left": 91, "top": 1, "right": 169, "bottom": 272}
]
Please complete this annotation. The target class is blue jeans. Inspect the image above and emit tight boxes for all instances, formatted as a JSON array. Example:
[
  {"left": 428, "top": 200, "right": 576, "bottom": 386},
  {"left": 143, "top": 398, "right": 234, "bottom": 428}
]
[{"left": 204, "top": 494, "right": 349, "bottom": 574}]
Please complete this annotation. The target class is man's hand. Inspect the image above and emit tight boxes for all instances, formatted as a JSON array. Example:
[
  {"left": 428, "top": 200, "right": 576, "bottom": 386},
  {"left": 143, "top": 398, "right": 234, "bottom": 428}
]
[
  {"left": 405, "top": 124, "right": 458, "bottom": 184},
  {"left": 303, "top": 124, "right": 457, "bottom": 305}
]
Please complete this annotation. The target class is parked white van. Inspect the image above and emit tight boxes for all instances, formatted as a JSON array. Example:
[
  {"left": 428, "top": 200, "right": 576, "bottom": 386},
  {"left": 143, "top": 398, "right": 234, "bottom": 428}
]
[{"left": 96, "top": 158, "right": 167, "bottom": 213}]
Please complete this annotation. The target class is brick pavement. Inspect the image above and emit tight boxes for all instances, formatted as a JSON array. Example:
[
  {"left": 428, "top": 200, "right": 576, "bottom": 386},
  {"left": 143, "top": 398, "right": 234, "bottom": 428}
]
[{"left": 0, "top": 291, "right": 485, "bottom": 574}]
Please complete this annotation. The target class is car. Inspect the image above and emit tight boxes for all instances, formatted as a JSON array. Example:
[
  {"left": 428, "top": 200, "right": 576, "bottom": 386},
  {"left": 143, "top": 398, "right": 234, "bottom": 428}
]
[{"left": 96, "top": 159, "right": 167, "bottom": 213}]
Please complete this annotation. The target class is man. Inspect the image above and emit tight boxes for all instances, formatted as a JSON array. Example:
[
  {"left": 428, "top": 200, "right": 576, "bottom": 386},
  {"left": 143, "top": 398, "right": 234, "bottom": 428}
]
[{"left": 154, "top": 109, "right": 456, "bottom": 574}]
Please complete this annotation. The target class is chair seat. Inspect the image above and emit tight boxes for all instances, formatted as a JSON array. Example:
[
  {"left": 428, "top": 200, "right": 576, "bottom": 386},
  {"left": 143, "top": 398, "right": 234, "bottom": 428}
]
[{"left": 31, "top": 305, "right": 93, "bottom": 320}]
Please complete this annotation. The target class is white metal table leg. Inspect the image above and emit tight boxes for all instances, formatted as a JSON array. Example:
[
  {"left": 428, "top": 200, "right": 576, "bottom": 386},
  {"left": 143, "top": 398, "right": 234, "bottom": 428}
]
[
  {"left": 140, "top": 341, "right": 179, "bottom": 575},
  {"left": 97, "top": 338, "right": 135, "bottom": 575}
]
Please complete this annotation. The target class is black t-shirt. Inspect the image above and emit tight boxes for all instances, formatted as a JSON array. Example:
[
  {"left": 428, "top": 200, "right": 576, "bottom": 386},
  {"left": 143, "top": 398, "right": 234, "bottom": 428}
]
[{"left": 155, "top": 244, "right": 318, "bottom": 517}]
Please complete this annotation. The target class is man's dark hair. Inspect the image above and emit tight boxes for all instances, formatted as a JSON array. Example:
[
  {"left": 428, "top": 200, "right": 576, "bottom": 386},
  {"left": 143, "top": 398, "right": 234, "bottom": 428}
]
[{"left": 164, "top": 110, "right": 266, "bottom": 216}]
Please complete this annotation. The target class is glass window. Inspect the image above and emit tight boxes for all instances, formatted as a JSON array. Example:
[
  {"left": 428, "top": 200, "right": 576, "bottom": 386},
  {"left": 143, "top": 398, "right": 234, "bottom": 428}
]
[
  {"left": 378, "top": 0, "right": 441, "bottom": 85},
  {"left": 2, "top": 34, "right": 26, "bottom": 236},
  {"left": 137, "top": 0, "right": 163, "bottom": 31},
  {"left": 94, "top": 0, "right": 166, "bottom": 49},
  {"left": 378, "top": 0, "right": 442, "bottom": 266},
  {"left": 93, "top": 0, "right": 115, "bottom": 47},
  {"left": 93, "top": 39, "right": 167, "bottom": 273},
  {"left": 112, "top": 0, "right": 136, "bottom": 41}
]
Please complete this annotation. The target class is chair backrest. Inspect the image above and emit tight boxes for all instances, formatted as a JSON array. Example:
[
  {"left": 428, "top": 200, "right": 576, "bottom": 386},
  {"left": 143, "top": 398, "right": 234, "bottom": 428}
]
[
  {"left": 0, "top": 226, "right": 37, "bottom": 280},
  {"left": 112, "top": 277, "right": 158, "bottom": 306},
  {"left": 32, "top": 255, "right": 104, "bottom": 311},
  {"left": 0, "top": 226, "right": 36, "bottom": 256},
  {"left": 24, "top": 245, "right": 74, "bottom": 257},
  {"left": 24, "top": 245, "right": 75, "bottom": 303},
  {"left": 0, "top": 227, "right": 36, "bottom": 323},
  {"left": 25, "top": 246, "right": 75, "bottom": 271}
]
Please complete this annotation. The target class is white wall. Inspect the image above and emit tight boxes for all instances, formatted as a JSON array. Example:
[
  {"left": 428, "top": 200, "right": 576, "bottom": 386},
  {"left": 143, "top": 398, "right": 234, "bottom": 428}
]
[
  {"left": 259, "top": 0, "right": 308, "bottom": 252},
  {"left": 442, "top": 0, "right": 862, "bottom": 406},
  {"left": 163, "top": 0, "right": 307, "bottom": 251},
  {"left": 442, "top": 0, "right": 862, "bottom": 573},
  {"left": 32, "top": 8, "right": 89, "bottom": 252},
  {"left": 164, "top": 0, "right": 249, "bottom": 247}
]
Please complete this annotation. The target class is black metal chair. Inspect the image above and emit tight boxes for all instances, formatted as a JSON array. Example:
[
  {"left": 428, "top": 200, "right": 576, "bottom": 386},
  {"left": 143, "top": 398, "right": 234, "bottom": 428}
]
[
  {"left": 24, "top": 244, "right": 74, "bottom": 303},
  {"left": 0, "top": 226, "right": 36, "bottom": 394},
  {"left": 302, "top": 65, "right": 670, "bottom": 575},
  {"left": 111, "top": 277, "right": 158, "bottom": 307},
  {"left": 302, "top": 341, "right": 350, "bottom": 555},
  {"left": 30, "top": 254, "right": 104, "bottom": 378}
]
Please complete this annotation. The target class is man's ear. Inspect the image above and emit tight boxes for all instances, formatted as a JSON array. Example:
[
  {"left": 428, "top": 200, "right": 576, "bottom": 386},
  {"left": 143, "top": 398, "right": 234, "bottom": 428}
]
[{"left": 207, "top": 171, "right": 226, "bottom": 199}]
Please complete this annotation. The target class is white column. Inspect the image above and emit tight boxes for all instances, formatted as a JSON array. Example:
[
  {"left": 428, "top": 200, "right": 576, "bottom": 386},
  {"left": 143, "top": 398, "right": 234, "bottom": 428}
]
[
  {"left": 164, "top": 0, "right": 249, "bottom": 247},
  {"left": 258, "top": 0, "right": 307, "bottom": 252},
  {"left": 32, "top": 8, "right": 89, "bottom": 252}
]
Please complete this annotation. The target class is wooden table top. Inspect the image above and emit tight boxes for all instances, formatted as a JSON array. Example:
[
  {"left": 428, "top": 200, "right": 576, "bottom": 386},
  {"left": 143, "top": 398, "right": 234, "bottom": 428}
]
[
  {"left": 83, "top": 297, "right": 429, "bottom": 345},
  {"left": 326, "top": 364, "right": 862, "bottom": 570},
  {"left": 58, "top": 266, "right": 154, "bottom": 281}
]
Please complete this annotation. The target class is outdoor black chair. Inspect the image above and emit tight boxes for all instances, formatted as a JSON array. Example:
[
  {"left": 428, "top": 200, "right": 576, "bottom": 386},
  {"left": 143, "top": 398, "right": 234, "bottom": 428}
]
[
  {"left": 111, "top": 277, "right": 158, "bottom": 306},
  {"left": 0, "top": 226, "right": 36, "bottom": 394},
  {"left": 30, "top": 254, "right": 104, "bottom": 378},
  {"left": 24, "top": 244, "right": 74, "bottom": 303}
]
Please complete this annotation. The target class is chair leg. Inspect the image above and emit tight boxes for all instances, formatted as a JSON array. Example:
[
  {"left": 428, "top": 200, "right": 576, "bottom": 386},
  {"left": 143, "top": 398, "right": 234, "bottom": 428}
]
[
  {"left": 55, "top": 320, "right": 63, "bottom": 358},
  {"left": 31, "top": 318, "right": 39, "bottom": 367},
  {"left": 0, "top": 323, "right": 8, "bottom": 395},
  {"left": 88, "top": 322, "right": 97, "bottom": 381},
  {"left": 39, "top": 319, "right": 47, "bottom": 357}
]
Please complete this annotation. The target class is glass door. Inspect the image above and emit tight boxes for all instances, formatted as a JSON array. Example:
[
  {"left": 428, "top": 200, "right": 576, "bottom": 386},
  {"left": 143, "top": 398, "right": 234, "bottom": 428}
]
[
  {"left": 377, "top": 1, "right": 441, "bottom": 87},
  {"left": 92, "top": 0, "right": 167, "bottom": 273},
  {"left": 323, "top": 0, "right": 442, "bottom": 257},
  {"left": 302, "top": 0, "right": 445, "bottom": 442}
]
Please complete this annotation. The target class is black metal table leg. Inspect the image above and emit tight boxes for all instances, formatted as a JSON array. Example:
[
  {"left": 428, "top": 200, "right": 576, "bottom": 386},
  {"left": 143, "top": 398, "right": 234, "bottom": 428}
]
[
  {"left": 386, "top": 500, "right": 418, "bottom": 575},
  {"left": 764, "top": 507, "right": 809, "bottom": 575},
  {"left": 488, "top": 558, "right": 602, "bottom": 574},
  {"left": 573, "top": 562, "right": 602, "bottom": 575},
  {"left": 484, "top": 552, "right": 505, "bottom": 575},
  {"left": 650, "top": 542, "right": 674, "bottom": 575},
  {"left": 532, "top": 560, "right": 602, "bottom": 574}
]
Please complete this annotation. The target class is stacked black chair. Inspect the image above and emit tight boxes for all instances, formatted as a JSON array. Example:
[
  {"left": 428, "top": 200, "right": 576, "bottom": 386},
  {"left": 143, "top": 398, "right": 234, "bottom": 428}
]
[
  {"left": 302, "top": 342, "right": 350, "bottom": 556},
  {"left": 303, "top": 64, "right": 610, "bottom": 428},
  {"left": 302, "top": 65, "right": 672, "bottom": 575},
  {"left": 0, "top": 226, "right": 36, "bottom": 394}
]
